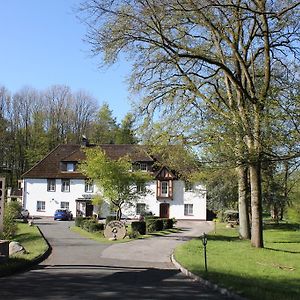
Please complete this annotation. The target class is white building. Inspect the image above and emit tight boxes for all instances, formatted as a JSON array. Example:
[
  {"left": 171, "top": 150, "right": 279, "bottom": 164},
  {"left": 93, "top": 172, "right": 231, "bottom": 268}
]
[{"left": 22, "top": 144, "right": 206, "bottom": 220}]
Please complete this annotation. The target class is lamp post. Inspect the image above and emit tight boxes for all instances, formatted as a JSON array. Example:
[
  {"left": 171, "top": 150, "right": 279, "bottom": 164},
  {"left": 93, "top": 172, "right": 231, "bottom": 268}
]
[{"left": 202, "top": 233, "right": 208, "bottom": 272}]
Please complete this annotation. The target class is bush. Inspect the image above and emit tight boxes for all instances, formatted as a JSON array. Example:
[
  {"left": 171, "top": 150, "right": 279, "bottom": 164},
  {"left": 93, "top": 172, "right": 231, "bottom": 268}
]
[
  {"left": 75, "top": 216, "right": 84, "bottom": 227},
  {"left": 128, "top": 230, "right": 140, "bottom": 239},
  {"left": 131, "top": 221, "right": 146, "bottom": 235},
  {"left": 146, "top": 218, "right": 163, "bottom": 233},
  {"left": 8, "top": 201, "right": 22, "bottom": 219},
  {"left": 106, "top": 215, "right": 116, "bottom": 224},
  {"left": 1, "top": 202, "right": 18, "bottom": 239},
  {"left": 87, "top": 222, "right": 104, "bottom": 232},
  {"left": 161, "top": 218, "right": 175, "bottom": 230}
]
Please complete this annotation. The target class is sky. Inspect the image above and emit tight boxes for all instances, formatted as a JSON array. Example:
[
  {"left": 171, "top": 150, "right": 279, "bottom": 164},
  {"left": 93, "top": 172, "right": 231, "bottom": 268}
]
[{"left": 0, "top": 0, "right": 132, "bottom": 122}]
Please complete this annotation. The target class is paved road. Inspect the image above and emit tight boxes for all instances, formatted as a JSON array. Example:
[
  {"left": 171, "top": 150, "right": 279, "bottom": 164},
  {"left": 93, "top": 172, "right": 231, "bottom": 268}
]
[{"left": 0, "top": 219, "right": 231, "bottom": 299}]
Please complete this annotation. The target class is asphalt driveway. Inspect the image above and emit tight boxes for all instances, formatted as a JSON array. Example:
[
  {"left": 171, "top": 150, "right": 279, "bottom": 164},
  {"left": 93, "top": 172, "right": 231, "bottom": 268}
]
[{"left": 0, "top": 219, "right": 231, "bottom": 299}]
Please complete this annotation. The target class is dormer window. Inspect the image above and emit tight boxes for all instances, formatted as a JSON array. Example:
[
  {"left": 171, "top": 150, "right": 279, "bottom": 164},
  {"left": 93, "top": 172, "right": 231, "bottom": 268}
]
[
  {"left": 140, "top": 163, "right": 148, "bottom": 172},
  {"left": 67, "top": 163, "right": 75, "bottom": 172},
  {"left": 161, "top": 181, "right": 169, "bottom": 197}
]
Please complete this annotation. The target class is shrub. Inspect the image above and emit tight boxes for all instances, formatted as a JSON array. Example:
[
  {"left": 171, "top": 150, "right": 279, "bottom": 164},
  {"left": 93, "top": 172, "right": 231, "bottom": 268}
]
[
  {"left": 131, "top": 221, "right": 146, "bottom": 235},
  {"left": 75, "top": 216, "right": 84, "bottom": 227},
  {"left": 8, "top": 201, "right": 22, "bottom": 219},
  {"left": 1, "top": 203, "right": 18, "bottom": 239},
  {"left": 161, "top": 218, "right": 174, "bottom": 230},
  {"left": 128, "top": 230, "right": 140, "bottom": 239},
  {"left": 146, "top": 218, "right": 163, "bottom": 233},
  {"left": 87, "top": 222, "right": 104, "bottom": 232},
  {"left": 106, "top": 215, "right": 116, "bottom": 224}
]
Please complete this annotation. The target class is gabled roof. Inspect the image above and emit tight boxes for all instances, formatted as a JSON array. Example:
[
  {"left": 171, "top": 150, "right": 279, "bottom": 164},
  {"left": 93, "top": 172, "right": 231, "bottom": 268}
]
[{"left": 22, "top": 144, "right": 155, "bottom": 179}]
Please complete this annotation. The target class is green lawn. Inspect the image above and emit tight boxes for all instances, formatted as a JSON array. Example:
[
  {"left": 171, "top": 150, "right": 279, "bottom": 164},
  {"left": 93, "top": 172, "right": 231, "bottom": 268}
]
[
  {"left": 0, "top": 222, "right": 49, "bottom": 276},
  {"left": 174, "top": 222, "right": 300, "bottom": 300}
]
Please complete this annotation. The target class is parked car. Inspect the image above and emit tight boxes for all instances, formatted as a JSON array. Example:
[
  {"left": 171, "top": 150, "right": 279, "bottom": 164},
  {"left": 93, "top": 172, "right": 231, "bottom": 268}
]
[
  {"left": 54, "top": 209, "right": 73, "bottom": 221},
  {"left": 20, "top": 208, "right": 30, "bottom": 219}
]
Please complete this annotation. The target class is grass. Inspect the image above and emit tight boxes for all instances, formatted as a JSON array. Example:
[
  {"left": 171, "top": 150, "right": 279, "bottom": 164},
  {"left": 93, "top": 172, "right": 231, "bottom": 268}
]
[
  {"left": 0, "top": 222, "right": 49, "bottom": 276},
  {"left": 70, "top": 225, "right": 181, "bottom": 243},
  {"left": 174, "top": 222, "right": 300, "bottom": 300}
]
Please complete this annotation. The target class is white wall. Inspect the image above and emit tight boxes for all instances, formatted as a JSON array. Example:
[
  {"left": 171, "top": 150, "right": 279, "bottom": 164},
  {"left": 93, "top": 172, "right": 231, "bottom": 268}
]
[
  {"left": 121, "top": 180, "right": 207, "bottom": 220},
  {"left": 23, "top": 178, "right": 207, "bottom": 220},
  {"left": 23, "top": 178, "right": 92, "bottom": 217}
]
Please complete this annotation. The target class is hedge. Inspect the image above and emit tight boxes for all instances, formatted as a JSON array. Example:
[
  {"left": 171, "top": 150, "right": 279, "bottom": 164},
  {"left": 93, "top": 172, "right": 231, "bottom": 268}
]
[
  {"left": 75, "top": 217, "right": 104, "bottom": 233},
  {"left": 131, "top": 221, "right": 146, "bottom": 235},
  {"left": 106, "top": 215, "right": 116, "bottom": 224},
  {"left": 145, "top": 218, "right": 175, "bottom": 233}
]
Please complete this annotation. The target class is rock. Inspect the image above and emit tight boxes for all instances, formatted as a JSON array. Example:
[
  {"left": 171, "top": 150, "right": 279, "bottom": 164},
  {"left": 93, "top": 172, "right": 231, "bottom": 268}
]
[{"left": 9, "top": 241, "right": 26, "bottom": 256}]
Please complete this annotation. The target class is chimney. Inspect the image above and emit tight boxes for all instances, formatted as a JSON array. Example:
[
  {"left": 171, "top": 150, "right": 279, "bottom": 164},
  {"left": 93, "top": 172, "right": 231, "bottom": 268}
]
[{"left": 81, "top": 135, "right": 89, "bottom": 147}]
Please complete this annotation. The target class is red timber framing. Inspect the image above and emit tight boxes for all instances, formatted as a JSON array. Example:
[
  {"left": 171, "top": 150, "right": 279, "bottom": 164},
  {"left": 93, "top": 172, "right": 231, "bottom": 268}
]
[{"left": 156, "top": 167, "right": 176, "bottom": 200}]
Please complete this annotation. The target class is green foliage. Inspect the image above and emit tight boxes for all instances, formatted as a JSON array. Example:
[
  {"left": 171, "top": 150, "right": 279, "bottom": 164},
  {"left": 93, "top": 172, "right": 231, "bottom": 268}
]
[
  {"left": 75, "top": 217, "right": 104, "bottom": 233},
  {"left": 105, "top": 215, "right": 116, "bottom": 224},
  {"left": 7, "top": 201, "right": 22, "bottom": 219},
  {"left": 131, "top": 221, "right": 146, "bottom": 235},
  {"left": 115, "top": 113, "right": 137, "bottom": 144},
  {"left": 75, "top": 216, "right": 84, "bottom": 227},
  {"left": 146, "top": 218, "right": 164, "bottom": 233},
  {"left": 1, "top": 202, "right": 19, "bottom": 239}
]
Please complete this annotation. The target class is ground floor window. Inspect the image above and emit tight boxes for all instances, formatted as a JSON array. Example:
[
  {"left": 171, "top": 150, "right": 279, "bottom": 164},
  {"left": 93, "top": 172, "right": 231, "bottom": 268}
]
[
  {"left": 37, "top": 201, "right": 45, "bottom": 212},
  {"left": 61, "top": 201, "right": 69, "bottom": 210},
  {"left": 184, "top": 204, "right": 193, "bottom": 216},
  {"left": 136, "top": 203, "right": 146, "bottom": 215}
]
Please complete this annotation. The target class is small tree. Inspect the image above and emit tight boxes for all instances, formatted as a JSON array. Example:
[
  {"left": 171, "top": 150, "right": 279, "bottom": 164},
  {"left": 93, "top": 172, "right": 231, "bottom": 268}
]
[{"left": 80, "top": 148, "right": 151, "bottom": 220}]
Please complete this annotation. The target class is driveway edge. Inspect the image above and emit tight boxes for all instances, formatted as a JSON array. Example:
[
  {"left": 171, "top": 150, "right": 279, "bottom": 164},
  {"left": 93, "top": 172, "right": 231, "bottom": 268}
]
[{"left": 171, "top": 254, "right": 246, "bottom": 300}]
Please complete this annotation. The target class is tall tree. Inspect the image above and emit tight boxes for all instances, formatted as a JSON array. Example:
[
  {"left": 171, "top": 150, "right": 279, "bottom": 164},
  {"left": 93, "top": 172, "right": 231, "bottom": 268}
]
[
  {"left": 91, "top": 103, "right": 118, "bottom": 144},
  {"left": 79, "top": 0, "right": 300, "bottom": 247},
  {"left": 115, "top": 113, "right": 137, "bottom": 144}
]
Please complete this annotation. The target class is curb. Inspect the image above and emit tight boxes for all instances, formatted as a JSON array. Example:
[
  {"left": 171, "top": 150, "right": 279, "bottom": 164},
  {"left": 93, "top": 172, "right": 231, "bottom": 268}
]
[
  {"left": 0, "top": 225, "right": 52, "bottom": 277},
  {"left": 171, "top": 254, "right": 246, "bottom": 300}
]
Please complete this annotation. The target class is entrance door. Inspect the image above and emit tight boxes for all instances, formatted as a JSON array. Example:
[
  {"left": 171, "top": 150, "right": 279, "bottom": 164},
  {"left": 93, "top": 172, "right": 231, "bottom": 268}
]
[
  {"left": 86, "top": 203, "right": 94, "bottom": 217},
  {"left": 160, "top": 203, "right": 170, "bottom": 218}
]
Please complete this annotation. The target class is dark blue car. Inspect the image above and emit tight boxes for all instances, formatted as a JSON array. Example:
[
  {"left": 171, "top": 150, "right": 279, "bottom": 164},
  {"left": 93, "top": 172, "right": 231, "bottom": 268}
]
[{"left": 54, "top": 209, "right": 73, "bottom": 221}]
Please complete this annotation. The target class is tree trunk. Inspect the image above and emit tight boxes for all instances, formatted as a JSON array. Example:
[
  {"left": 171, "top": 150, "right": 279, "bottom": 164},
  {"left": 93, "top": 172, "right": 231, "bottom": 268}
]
[
  {"left": 249, "top": 162, "right": 264, "bottom": 248},
  {"left": 237, "top": 164, "right": 251, "bottom": 239},
  {"left": 116, "top": 207, "right": 122, "bottom": 221}
]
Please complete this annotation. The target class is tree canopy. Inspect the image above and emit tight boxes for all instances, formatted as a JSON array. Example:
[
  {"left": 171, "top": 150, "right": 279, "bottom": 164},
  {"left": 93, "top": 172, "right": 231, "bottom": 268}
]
[{"left": 79, "top": 0, "right": 300, "bottom": 247}]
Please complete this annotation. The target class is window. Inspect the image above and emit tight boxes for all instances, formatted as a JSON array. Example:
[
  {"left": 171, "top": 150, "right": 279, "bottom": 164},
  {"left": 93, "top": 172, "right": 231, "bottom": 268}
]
[
  {"left": 85, "top": 180, "right": 94, "bottom": 193},
  {"left": 61, "top": 179, "right": 70, "bottom": 192},
  {"left": 136, "top": 183, "right": 146, "bottom": 193},
  {"left": 136, "top": 203, "right": 146, "bottom": 215},
  {"left": 67, "top": 163, "right": 75, "bottom": 172},
  {"left": 161, "top": 181, "right": 169, "bottom": 197},
  {"left": 184, "top": 204, "right": 193, "bottom": 216},
  {"left": 157, "top": 180, "right": 173, "bottom": 199},
  {"left": 140, "top": 163, "right": 148, "bottom": 171},
  {"left": 61, "top": 201, "right": 69, "bottom": 210},
  {"left": 47, "top": 179, "right": 56, "bottom": 192},
  {"left": 37, "top": 201, "right": 45, "bottom": 212}
]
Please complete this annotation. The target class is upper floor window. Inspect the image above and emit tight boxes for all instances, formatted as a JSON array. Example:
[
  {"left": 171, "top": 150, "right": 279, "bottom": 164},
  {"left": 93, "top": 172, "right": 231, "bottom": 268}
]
[
  {"left": 85, "top": 180, "right": 94, "bottom": 193},
  {"left": 157, "top": 180, "right": 173, "bottom": 199},
  {"left": 61, "top": 179, "right": 70, "bottom": 192},
  {"left": 136, "top": 203, "right": 146, "bottom": 215},
  {"left": 161, "top": 181, "right": 169, "bottom": 197},
  {"left": 140, "top": 163, "right": 148, "bottom": 172},
  {"left": 67, "top": 163, "right": 75, "bottom": 172},
  {"left": 47, "top": 179, "right": 56, "bottom": 192},
  {"left": 136, "top": 183, "right": 146, "bottom": 193}
]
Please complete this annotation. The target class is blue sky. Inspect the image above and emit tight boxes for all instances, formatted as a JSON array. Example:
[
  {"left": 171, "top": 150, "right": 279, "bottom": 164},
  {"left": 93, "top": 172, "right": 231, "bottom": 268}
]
[{"left": 0, "top": 0, "right": 132, "bottom": 122}]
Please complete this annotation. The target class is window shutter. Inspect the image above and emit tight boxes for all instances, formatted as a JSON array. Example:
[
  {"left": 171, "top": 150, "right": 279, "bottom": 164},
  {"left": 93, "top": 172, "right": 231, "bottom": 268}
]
[
  {"left": 157, "top": 180, "right": 161, "bottom": 198},
  {"left": 169, "top": 180, "right": 173, "bottom": 199}
]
